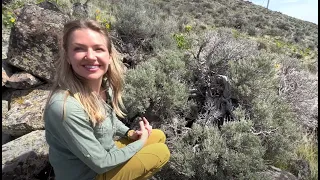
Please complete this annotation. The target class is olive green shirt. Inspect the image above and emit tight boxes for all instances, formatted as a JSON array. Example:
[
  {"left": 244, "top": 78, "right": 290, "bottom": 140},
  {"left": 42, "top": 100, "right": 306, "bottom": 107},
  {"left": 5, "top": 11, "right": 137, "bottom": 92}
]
[{"left": 44, "top": 90, "right": 144, "bottom": 180}]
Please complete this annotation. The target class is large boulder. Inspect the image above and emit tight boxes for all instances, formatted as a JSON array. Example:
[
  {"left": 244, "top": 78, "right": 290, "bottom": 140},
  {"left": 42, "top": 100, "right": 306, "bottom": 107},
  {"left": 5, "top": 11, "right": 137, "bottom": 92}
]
[
  {"left": 2, "top": 130, "right": 49, "bottom": 180},
  {"left": 2, "top": 85, "right": 50, "bottom": 136},
  {"left": 7, "top": 4, "right": 69, "bottom": 82}
]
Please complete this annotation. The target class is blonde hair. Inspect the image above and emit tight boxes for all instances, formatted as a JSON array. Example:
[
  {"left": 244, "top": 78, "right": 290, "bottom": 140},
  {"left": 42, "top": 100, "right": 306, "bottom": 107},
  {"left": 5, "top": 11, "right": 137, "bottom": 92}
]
[{"left": 46, "top": 19, "right": 125, "bottom": 126}]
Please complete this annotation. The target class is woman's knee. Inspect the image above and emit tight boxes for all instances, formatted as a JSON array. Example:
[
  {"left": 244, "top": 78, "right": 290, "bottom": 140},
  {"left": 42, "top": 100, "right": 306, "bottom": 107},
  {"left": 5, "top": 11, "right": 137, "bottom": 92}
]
[
  {"left": 157, "top": 143, "right": 170, "bottom": 164},
  {"left": 140, "top": 143, "right": 170, "bottom": 169},
  {"left": 150, "top": 129, "right": 166, "bottom": 143}
]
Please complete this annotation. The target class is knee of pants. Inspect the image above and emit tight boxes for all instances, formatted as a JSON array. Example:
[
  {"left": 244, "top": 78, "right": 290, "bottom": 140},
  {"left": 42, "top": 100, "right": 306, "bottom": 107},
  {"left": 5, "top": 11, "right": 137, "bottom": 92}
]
[
  {"left": 151, "top": 129, "right": 166, "bottom": 143},
  {"left": 142, "top": 143, "right": 170, "bottom": 170},
  {"left": 156, "top": 143, "right": 170, "bottom": 164}
]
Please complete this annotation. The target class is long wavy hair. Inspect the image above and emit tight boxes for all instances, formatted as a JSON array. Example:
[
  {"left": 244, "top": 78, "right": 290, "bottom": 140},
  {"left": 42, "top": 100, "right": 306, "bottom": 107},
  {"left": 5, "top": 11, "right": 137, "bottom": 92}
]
[{"left": 46, "top": 19, "right": 125, "bottom": 126}]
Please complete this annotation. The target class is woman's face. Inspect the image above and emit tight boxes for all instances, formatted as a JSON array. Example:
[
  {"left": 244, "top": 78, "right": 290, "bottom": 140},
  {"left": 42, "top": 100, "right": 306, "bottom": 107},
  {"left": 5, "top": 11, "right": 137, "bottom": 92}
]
[{"left": 67, "top": 28, "right": 111, "bottom": 82}]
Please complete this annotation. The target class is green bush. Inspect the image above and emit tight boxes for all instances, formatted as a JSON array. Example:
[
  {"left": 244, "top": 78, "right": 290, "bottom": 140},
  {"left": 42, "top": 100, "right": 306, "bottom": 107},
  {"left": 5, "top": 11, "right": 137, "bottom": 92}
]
[
  {"left": 184, "top": 28, "right": 259, "bottom": 109},
  {"left": 173, "top": 33, "right": 192, "bottom": 50},
  {"left": 2, "top": 9, "right": 16, "bottom": 28},
  {"left": 166, "top": 118, "right": 267, "bottom": 180},
  {"left": 2, "top": 0, "right": 25, "bottom": 28},
  {"left": 295, "top": 132, "right": 318, "bottom": 180},
  {"left": 123, "top": 51, "right": 190, "bottom": 123},
  {"left": 112, "top": 0, "right": 177, "bottom": 49},
  {"left": 228, "top": 52, "right": 303, "bottom": 169}
]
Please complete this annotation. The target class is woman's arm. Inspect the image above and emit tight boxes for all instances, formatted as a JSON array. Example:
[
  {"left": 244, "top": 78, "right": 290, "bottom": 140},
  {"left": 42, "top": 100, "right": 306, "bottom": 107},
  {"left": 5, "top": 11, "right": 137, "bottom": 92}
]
[{"left": 113, "top": 114, "right": 130, "bottom": 137}]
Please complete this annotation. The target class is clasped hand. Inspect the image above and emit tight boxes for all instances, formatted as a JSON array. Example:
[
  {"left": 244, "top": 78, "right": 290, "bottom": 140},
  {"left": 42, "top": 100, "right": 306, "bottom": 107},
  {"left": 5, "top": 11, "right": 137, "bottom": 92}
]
[{"left": 128, "top": 117, "right": 152, "bottom": 141}]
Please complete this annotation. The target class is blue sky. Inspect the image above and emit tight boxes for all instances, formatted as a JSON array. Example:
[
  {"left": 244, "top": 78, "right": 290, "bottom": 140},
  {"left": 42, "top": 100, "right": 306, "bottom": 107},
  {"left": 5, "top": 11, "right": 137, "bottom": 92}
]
[{"left": 248, "top": 0, "right": 318, "bottom": 24}]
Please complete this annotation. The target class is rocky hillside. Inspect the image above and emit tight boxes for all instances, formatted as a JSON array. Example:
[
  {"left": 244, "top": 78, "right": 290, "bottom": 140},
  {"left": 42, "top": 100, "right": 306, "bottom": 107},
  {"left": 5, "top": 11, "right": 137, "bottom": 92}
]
[{"left": 2, "top": 0, "right": 318, "bottom": 180}]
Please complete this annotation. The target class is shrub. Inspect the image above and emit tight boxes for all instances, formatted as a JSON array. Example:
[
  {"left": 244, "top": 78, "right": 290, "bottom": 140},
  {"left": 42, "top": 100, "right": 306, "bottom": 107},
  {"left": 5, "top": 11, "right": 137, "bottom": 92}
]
[
  {"left": 278, "top": 57, "right": 318, "bottom": 129},
  {"left": 2, "top": 0, "right": 25, "bottom": 28},
  {"left": 166, "top": 118, "right": 267, "bottom": 180},
  {"left": 2, "top": 9, "right": 16, "bottom": 28},
  {"left": 184, "top": 28, "right": 259, "bottom": 113},
  {"left": 112, "top": 0, "right": 177, "bottom": 49},
  {"left": 173, "top": 33, "right": 192, "bottom": 50},
  {"left": 295, "top": 132, "right": 318, "bottom": 180},
  {"left": 247, "top": 26, "right": 257, "bottom": 36},
  {"left": 228, "top": 52, "right": 303, "bottom": 169},
  {"left": 123, "top": 50, "right": 190, "bottom": 125}
]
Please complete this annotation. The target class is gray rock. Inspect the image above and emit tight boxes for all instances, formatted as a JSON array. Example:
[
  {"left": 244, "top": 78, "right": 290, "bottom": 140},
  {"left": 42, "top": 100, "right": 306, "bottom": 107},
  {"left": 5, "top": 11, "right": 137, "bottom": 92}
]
[
  {"left": 2, "top": 132, "right": 13, "bottom": 145},
  {"left": 289, "top": 159, "right": 311, "bottom": 180},
  {"left": 7, "top": 4, "right": 69, "bottom": 82},
  {"left": 2, "top": 0, "right": 13, "bottom": 5},
  {"left": 2, "top": 130, "right": 49, "bottom": 180},
  {"left": 2, "top": 60, "right": 13, "bottom": 86},
  {"left": 37, "top": 0, "right": 62, "bottom": 13},
  {"left": 2, "top": 85, "right": 50, "bottom": 136},
  {"left": 5, "top": 71, "right": 43, "bottom": 89},
  {"left": 2, "top": 23, "right": 11, "bottom": 59},
  {"left": 2, "top": 99, "right": 9, "bottom": 126},
  {"left": 259, "top": 166, "right": 298, "bottom": 180},
  {"left": 2, "top": 100, "right": 9, "bottom": 114},
  {"left": 2, "top": 100, "right": 13, "bottom": 145},
  {"left": 72, "top": 2, "right": 88, "bottom": 18},
  {"left": 2, "top": 86, "right": 15, "bottom": 101}
]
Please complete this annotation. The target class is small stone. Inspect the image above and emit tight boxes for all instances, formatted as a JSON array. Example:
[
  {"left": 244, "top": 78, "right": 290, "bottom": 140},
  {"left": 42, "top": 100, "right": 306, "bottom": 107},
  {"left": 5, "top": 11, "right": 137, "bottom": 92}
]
[{"left": 5, "top": 71, "right": 43, "bottom": 89}]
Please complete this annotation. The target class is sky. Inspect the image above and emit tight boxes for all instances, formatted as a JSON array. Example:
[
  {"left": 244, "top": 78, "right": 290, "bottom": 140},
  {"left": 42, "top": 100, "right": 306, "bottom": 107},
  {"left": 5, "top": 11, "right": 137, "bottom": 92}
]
[{"left": 247, "top": 0, "right": 318, "bottom": 24}]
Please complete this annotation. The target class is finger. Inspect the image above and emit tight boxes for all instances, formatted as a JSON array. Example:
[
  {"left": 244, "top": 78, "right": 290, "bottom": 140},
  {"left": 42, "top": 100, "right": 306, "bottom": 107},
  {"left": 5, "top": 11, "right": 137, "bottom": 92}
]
[
  {"left": 135, "top": 131, "right": 143, "bottom": 135},
  {"left": 143, "top": 117, "right": 149, "bottom": 125},
  {"left": 145, "top": 125, "right": 152, "bottom": 131},
  {"left": 139, "top": 121, "right": 145, "bottom": 130}
]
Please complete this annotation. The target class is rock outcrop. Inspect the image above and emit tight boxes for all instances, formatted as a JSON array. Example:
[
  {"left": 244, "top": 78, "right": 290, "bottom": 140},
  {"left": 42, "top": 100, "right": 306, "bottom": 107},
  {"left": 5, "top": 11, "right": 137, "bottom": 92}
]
[
  {"left": 2, "top": 4, "right": 69, "bottom": 179},
  {"left": 7, "top": 4, "right": 69, "bottom": 82},
  {"left": 2, "top": 85, "right": 50, "bottom": 136},
  {"left": 2, "top": 130, "right": 49, "bottom": 180}
]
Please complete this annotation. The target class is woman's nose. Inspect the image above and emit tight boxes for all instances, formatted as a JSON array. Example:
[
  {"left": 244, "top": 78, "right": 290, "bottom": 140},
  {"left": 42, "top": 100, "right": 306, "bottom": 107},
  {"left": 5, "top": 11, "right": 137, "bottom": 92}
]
[{"left": 85, "top": 49, "right": 96, "bottom": 60}]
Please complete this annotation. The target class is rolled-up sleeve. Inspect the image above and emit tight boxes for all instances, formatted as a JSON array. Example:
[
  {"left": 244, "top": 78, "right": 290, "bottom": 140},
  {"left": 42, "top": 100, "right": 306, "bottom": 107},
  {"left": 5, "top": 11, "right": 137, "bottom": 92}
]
[
  {"left": 114, "top": 115, "right": 130, "bottom": 137},
  {"left": 47, "top": 100, "right": 144, "bottom": 174}
]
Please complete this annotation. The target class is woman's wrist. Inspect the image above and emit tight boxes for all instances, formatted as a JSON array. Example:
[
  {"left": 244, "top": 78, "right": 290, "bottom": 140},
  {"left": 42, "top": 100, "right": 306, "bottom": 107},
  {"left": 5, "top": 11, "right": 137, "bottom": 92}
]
[{"left": 126, "top": 129, "right": 135, "bottom": 139}]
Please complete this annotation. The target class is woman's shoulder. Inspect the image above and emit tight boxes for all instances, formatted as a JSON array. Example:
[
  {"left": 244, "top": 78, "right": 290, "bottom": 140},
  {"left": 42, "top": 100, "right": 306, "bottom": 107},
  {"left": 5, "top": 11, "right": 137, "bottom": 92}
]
[{"left": 47, "top": 90, "right": 82, "bottom": 110}]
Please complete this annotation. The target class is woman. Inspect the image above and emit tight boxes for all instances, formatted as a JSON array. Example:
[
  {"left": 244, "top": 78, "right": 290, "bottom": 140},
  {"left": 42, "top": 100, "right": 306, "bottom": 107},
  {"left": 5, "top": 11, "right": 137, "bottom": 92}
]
[{"left": 44, "top": 19, "right": 170, "bottom": 180}]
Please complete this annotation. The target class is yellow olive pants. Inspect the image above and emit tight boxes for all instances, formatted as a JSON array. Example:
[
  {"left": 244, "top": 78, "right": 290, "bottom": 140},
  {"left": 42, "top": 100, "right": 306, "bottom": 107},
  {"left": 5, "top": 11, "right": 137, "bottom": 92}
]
[{"left": 96, "top": 129, "right": 170, "bottom": 180}]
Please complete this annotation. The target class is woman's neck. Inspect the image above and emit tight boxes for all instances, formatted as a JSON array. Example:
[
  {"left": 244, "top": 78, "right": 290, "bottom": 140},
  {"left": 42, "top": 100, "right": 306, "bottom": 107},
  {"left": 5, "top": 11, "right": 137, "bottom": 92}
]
[
  {"left": 86, "top": 79, "right": 102, "bottom": 94},
  {"left": 86, "top": 78, "right": 107, "bottom": 101}
]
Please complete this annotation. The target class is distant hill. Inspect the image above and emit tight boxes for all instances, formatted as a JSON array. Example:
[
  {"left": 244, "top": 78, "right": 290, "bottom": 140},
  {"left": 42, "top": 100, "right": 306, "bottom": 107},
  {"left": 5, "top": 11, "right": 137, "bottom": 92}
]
[{"left": 151, "top": 0, "right": 318, "bottom": 50}]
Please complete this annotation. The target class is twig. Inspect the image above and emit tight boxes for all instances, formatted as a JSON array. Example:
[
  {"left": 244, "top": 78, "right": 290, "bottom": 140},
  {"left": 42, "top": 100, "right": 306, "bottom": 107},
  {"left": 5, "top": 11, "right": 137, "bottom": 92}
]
[{"left": 250, "top": 127, "right": 279, "bottom": 136}]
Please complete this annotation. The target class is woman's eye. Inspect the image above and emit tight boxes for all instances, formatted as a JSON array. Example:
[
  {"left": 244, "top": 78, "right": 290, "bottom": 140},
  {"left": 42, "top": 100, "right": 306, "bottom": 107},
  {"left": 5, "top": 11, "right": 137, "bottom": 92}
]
[
  {"left": 96, "top": 48, "right": 104, "bottom": 52},
  {"left": 74, "top": 47, "right": 83, "bottom": 51}
]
